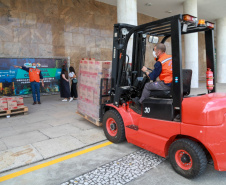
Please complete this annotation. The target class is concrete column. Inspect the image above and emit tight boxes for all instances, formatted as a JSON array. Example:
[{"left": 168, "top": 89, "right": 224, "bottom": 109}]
[
  {"left": 217, "top": 17, "right": 226, "bottom": 83},
  {"left": 117, "top": 0, "right": 137, "bottom": 63},
  {"left": 184, "top": 0, "right": 199, "bottom": 88}
]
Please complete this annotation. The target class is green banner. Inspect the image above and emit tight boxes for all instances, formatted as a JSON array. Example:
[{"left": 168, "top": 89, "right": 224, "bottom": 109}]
[
  {"left": 41, "top": 68, "right": 57, "bottom": 78},
  {"left": 16, "top": 68, "right": 57, "bottom": 79}
]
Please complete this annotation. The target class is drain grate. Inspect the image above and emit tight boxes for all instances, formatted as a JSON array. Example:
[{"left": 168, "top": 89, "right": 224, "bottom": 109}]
[{"left": 61, "top": 149, "right": 165, "bottom": 185}]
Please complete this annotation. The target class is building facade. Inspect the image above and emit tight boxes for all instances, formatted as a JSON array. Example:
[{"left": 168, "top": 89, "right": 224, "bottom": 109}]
[{"left": 0, "top": 0, "right": 220, "bottom": 84}]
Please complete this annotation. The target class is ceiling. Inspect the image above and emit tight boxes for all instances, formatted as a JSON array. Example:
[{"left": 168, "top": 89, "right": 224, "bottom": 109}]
[{"left": 96, "top": 0, "right": 226, "bottom": 22}]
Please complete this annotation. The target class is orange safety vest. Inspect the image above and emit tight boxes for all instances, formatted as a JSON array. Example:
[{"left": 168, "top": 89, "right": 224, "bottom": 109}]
[
  {"left": 158, "top": 53, "right": 173, "bottom": 84},
  {"left": 29, "top": 68, "right": 41, "bottom": 82}
]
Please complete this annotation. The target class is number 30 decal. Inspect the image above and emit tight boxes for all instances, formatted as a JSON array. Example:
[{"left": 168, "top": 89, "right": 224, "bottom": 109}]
[{"left": 144, "top": 107, "right": 150, "bottom": 113}]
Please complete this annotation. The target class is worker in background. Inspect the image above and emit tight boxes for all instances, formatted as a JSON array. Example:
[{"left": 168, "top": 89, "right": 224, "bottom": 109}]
[
  {"left": 14, "top": 63, "right": 44, "bottom": 105},
  {"left": 133, "top": 43, "right": 172, "bottom": 106}
]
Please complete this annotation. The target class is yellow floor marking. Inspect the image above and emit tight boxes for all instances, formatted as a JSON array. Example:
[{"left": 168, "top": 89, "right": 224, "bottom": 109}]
[{"left": 0, "top": 141, "right": 112, "bottom": 182}]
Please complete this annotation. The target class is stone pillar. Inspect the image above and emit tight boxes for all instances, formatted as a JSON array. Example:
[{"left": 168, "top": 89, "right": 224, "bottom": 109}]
[
  {"left": 217, "top": 17, "right": 226, "bottom": 83},
  {"left": 117, "top": 0, "right": 137, "bottom": 63},
  {"left": 184, "top": 0, "right": 199, "bottom": 88}
]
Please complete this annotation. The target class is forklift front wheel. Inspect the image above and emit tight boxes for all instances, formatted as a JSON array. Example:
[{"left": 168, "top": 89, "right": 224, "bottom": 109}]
[
  {"left": 103, "top": 110, "right": 126, "bottom": 143},
  {"left": 106, "top": 118, "right": 117, "bottom": 137},
  {"left": 169, "top": 138, "right": 207, "bottom": 179}
]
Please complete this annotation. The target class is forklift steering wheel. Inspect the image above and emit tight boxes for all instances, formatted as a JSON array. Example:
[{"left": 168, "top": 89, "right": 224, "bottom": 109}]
[
  {"left": 143, "top": 71, "right": 148, "bottom": 77},
  {"left": 143, "top": 68, "right": 152, "bottom": 78},
  {"left": 143, "top": 71, "right": 150, "bottom": 78}
]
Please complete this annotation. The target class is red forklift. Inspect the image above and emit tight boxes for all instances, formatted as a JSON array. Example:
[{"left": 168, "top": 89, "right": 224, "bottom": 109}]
[{"left": 99, "top": 14, "right": 226, "bottom": 178}]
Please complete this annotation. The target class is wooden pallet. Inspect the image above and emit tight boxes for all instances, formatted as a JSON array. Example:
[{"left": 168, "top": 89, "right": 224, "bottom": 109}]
[
  {"left": 0, "top": 106, "right": 28, "bottom": 118},
  {"left": 76, "top": 111, "right": 102, "bottom": 127}
]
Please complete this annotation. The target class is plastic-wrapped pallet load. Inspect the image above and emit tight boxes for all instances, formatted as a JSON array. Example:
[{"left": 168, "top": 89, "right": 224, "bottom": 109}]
[{"left": 77, "top": 58, "right": 111, "bottom": 126}]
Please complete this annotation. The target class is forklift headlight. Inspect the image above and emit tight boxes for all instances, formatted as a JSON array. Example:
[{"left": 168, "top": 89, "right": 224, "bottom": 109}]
[
  {"left": 142, "top": 34, "right": 147, "bottom": 38},
  {"left": 121, "top": 28, "right": 129, "bottom": 36},
  {"left": 206, "top": 21, "right": 215, "bottom": 29},
  {"left": 183, "top": 14, "right": 197, "bottom": 24},
  {"left": 148, "top": 36, "right": 159, "bottom": 44}
]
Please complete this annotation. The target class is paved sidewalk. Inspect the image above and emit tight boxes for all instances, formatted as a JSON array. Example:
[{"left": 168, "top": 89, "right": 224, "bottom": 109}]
[
  {"left": 0, "top": 95, "right": 106, "bottom": 173},
  {"left": 0, "top": 83, "right": 226, "bottom": 174}
]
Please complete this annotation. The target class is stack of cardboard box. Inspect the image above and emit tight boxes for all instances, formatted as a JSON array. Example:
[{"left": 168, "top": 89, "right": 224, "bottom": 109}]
[
  {"left": 0, "top": 96, "right": 24, "bottom": 111},
  {"left": 77, "top": 58, "right": 112, "bottom": 121}
]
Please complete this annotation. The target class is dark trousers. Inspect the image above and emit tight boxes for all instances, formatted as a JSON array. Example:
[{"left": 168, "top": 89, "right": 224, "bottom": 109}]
[
  {"left": 139, "top": 81, "right": 171, "bottom": 103},
  {"left": 71, "top": 82, "right": 78, "bottom": 98},
  {"left": 31, "top": 82, "right": 40, "bottom": 102}
]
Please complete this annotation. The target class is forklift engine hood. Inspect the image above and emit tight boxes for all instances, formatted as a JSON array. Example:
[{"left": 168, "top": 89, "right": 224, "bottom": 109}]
[{"left": 182, "top": 93, "right": 226, "bottom": 126}]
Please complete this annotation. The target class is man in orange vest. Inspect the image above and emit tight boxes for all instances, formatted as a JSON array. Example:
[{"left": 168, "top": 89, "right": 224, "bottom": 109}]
[
  {"left": 14, "top": 63, "right": 44, "bottom": 105},
  {"left": 134, "top": 43, "right": 172, "bottom": 106}
]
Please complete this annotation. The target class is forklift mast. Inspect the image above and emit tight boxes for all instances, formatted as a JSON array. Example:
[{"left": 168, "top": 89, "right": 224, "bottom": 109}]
[
  {"left": 111, "top": 24, "right": 146, "bottom": 90},
  {"left": 109, "top": 14, "right": 216, "bottom": 118}
]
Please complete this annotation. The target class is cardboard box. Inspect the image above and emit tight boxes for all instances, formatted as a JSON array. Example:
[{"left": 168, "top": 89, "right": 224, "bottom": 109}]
[
  {"left": 77, "top": 100, "right": 86, "bottom": 115},
  {"left": 88, "top": 60, "right": 95, "bottom": 75},
  {"left": 11, "top": 96, "right": 24, "bottom": 106},
  {"left": 7, "top": 100, "right": 17, "bottom": 110},
  {"left": 87, "top": 87, "right": 94, "bottom": 103},
  {"left": 6, "top": 97, "right": 17, "bottom": 101},
  {"left": 80, "top": 85, "right": 87, "bottom": 101},
  {"left": 17, "top": 104, "right": 24, "bottom": 108},
  {"left": 93, "top": 93, "right": 110, "bottom": 105},
  {"left": 86, "top": 74, "right": 91, "bottom": 87},
  {"left": 80, "top": 73, "right": 86, "bottom": 85},
  {"left": 79, "top": 60, "right": 84, "bottom": 72},
  {"left": 0, "top": 97, "right": 7, "bottom": 101},
  {"left": 83, "top": 60, "right": 89, "bottom": 72},
  {"left": 95, "top": 61, "right": 112, "bottom": 72},
  {"left": 94, "top": 61, "right": 103, "bottom": 73},
  {"left": 0, "top": 98, "right": 8, "bottom": 111},
  {"left": 89, "top": 75, "right": 97, "bottom": 88},
  {"left": 78, "top": 85, "right": 83, "bottom": 100},
  {"left": 16, "top": 96, "right": 24, "bottom": 105},
  {"left": 89, "top": 104, "right": 100, "bottom": 120}
]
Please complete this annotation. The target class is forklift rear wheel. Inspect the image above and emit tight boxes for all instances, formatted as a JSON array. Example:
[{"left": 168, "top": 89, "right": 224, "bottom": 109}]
[
  {"left": 169, "top": 138, "right": 207, "bottom": 179},
  {"left": 103, "top": 110, "right": 125, "bottom": 143}
]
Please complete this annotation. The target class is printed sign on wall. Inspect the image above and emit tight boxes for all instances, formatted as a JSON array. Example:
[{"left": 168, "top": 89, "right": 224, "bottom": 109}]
[{"left": 0, "top": 58, "right": 68, "bottom": 96}]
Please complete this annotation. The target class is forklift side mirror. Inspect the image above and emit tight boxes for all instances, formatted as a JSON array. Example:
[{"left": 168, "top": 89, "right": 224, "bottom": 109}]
[{"left": 148, "top": 36, "right": 159, "bottom": 44}]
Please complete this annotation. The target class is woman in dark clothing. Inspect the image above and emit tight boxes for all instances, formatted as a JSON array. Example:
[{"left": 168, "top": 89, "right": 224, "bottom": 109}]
[
  {"left": 60, "top": 65, "right": 73, "bottom": 102},
  {"left": 69, "top": 66, "right": 78, "bottom": 100}
]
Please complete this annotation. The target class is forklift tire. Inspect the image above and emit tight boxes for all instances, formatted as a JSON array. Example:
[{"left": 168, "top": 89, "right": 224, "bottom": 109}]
[
  {"left": 102, "top": 109, "right": 126, "bottom": 143},
  {"left": 169, "top": 138, "right": 207, "bottom": 179}
]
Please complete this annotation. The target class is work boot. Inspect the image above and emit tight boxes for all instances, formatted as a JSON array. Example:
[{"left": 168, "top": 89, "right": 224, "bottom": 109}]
[
  {"left": 33, "top": 102, "right": 36, "bottom": 105},
  {"left": 38, "top": 101, "right": 41, "bottom": 104},
  {"left": 132, "top": 97, "right": 141, "bottom": 110},
  {"left": 174, "top": 114, "right": 180, "bottom": 122}
]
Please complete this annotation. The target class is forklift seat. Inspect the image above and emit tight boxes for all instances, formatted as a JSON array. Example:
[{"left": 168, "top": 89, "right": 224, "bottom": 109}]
[
  {"left": 149, "top": 69, "right": 192, "bottom": 98},
  {"left": 149, "top": 90, "right": 171, "bottom": 98}
]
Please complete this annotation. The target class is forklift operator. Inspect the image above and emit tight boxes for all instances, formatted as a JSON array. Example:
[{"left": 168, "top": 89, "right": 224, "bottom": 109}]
[{"left": 137, "top": 43, "right": 173, "bottom": 104}]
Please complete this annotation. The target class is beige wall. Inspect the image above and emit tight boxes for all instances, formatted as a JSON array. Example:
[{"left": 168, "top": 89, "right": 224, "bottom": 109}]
[
  {"left": 0, "top": 0, "right": 117, "bottom": 72},
  {"left": 0, "top": 0, "right": 206, "bottom": 79}
]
